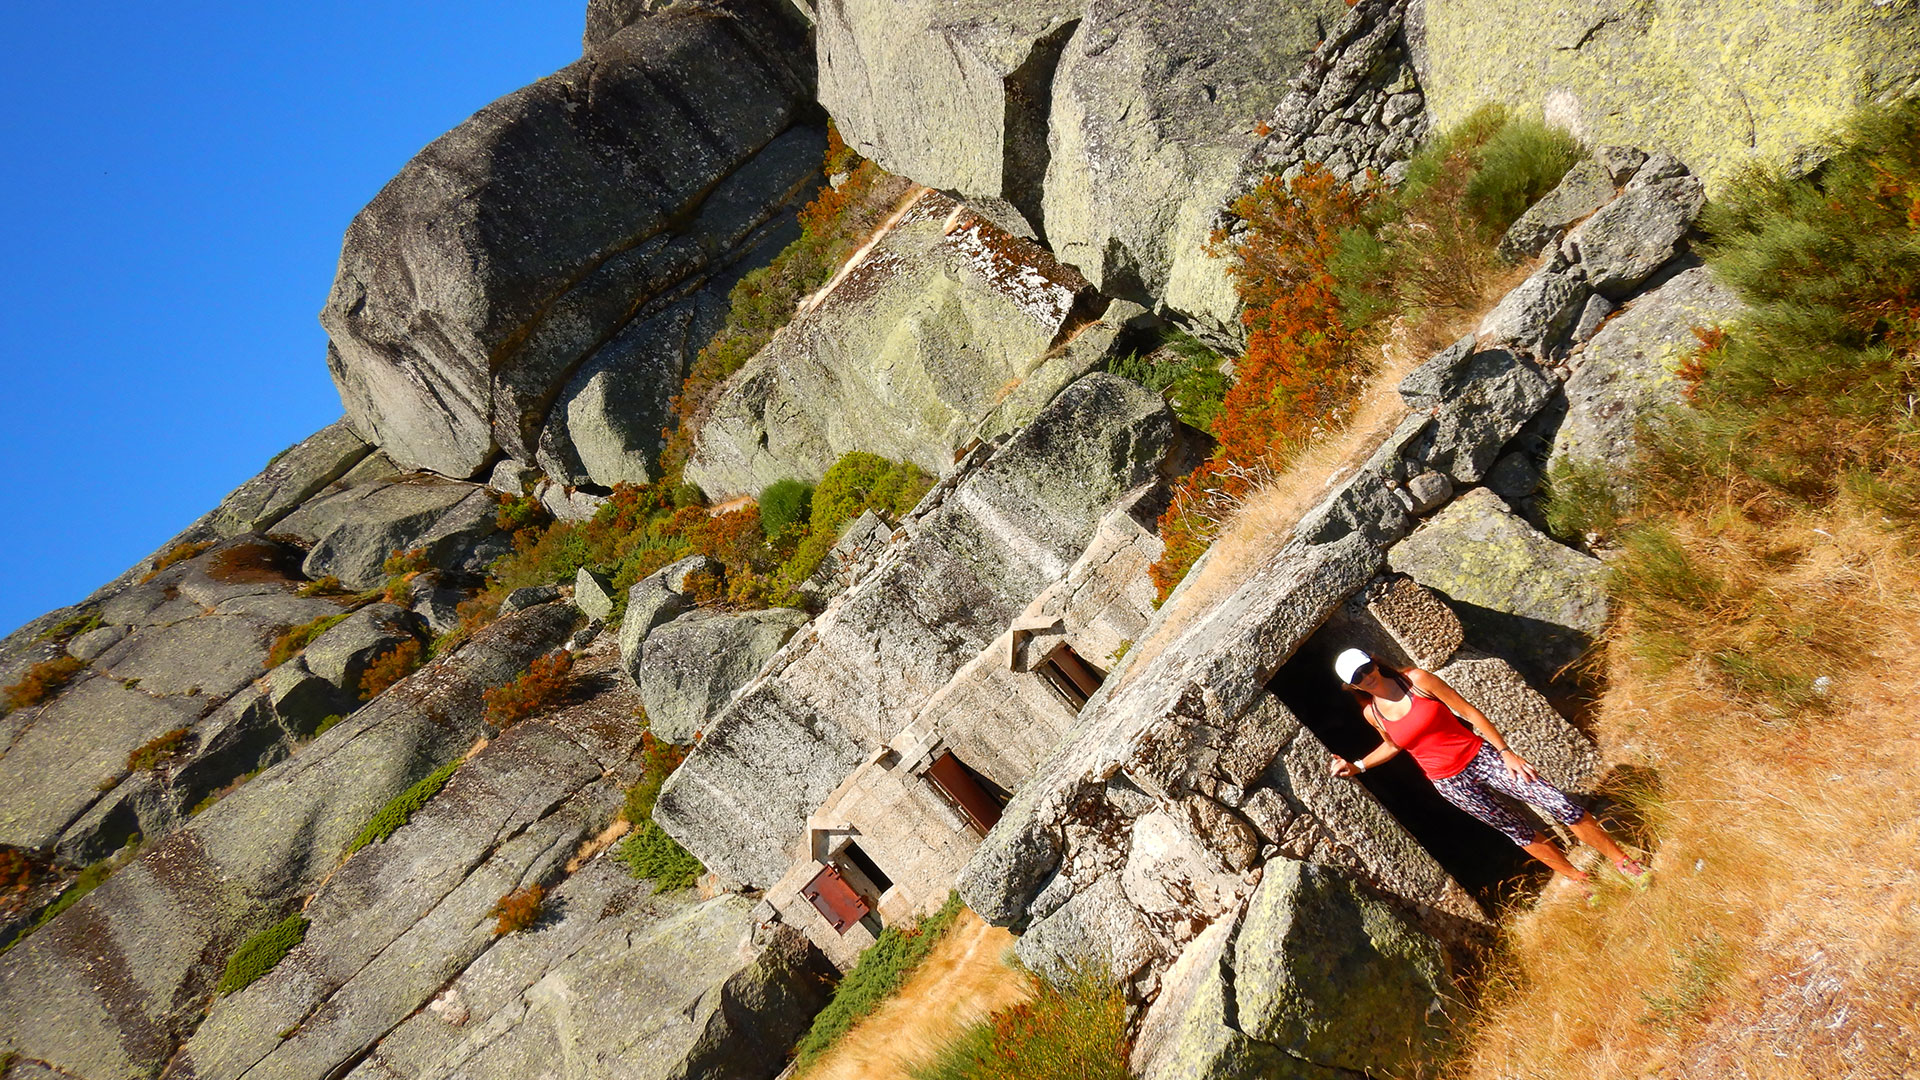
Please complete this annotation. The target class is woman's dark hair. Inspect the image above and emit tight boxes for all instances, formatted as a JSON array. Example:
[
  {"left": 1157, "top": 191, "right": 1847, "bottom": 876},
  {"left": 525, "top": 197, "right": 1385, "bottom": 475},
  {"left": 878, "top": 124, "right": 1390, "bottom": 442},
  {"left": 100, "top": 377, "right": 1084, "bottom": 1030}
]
[{"left": 1343, "top": 658, "right": 1410, "bottom": 711}]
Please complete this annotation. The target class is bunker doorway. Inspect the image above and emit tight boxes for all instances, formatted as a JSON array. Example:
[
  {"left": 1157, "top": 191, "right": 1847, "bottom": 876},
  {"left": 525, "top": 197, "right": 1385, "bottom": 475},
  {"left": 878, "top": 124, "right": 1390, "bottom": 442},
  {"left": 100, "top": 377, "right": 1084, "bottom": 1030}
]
[{"left": 1267, "top": 636, "right": 1534, "bottom": 905}]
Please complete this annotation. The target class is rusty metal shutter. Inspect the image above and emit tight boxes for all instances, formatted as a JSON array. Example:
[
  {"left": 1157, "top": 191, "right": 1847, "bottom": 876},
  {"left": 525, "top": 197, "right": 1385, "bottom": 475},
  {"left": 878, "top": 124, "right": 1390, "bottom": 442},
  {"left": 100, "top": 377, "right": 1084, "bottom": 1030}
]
[
  {"left": 801, "top": 863, "right": 870, "bottom": 933},
  {"left": 926, "top": 751, "right": 1004, "bottom": 834}
]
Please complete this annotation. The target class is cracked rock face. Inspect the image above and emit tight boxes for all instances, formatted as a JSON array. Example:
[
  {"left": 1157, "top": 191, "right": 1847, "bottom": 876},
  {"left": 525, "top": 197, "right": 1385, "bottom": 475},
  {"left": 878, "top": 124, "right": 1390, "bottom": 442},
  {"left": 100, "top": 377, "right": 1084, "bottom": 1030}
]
[{"left": 322, "top": 3, "right": 817, "bottom": 478}]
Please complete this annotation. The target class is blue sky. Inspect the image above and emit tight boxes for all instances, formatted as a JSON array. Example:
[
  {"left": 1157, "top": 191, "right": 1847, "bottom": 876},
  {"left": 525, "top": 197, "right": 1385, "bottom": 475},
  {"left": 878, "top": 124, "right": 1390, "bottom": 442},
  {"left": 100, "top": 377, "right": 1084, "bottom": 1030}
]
[{"left": 0, "top": 4, "right": 582, "bottom": 634}]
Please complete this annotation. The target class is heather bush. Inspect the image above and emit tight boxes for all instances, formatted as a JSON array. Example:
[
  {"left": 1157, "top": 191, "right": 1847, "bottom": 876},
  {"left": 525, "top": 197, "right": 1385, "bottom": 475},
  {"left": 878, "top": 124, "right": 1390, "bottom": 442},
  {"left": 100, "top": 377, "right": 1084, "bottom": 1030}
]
[
  {"left": 215, "top": 914, "right": 309, "bottom": 996},
  {"left": 141, "top": 541, "right": 211, "bottom": 582},
  {"left": 345, "top": 760, "right": 459, "bottom": 855},
  {"left": 791, "top": 893, "right": 965, "bottom": 1072},
  {"left": 759, "top": 479, "right": 814, "bottom": 540},
  {"left": 490, "top": 884, "right": 545, "bottom": 935},
  {"left": 482, "top": 651, "right": 574, "bottom": 727},
  {"left": 622, "top": 729, "right": 690, "bottom": 826},
  {"left": 295, "top": 576, "right": 347, "bottom": 598},
  {"left": 126, "top": 728, "right": 191, "bottom": 772},
  {"left": 776, "top": 451, "right": 932, "bottom": 588},
  {"left": 3, "top": 655, "right": 87, "bottom": 712},
  {"left": 358, "top": 639, "right": 423, "bottom": 700},
  {"left": 614, "top": 822, "right": 703, "bottom": 893},
  {"left": 266, "top": 613, "right": 350, "bottom": 669},
  {"left": 910, "top": 971, "right": 1132, "bottom": 1080}
]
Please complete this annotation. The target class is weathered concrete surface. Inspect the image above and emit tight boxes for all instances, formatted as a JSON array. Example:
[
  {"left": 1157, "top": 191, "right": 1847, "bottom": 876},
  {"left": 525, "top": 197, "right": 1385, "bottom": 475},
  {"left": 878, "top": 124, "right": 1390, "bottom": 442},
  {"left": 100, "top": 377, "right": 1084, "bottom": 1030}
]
[
  {"left": 322, "top": 3, "right": 817, "bottom": 477},
  {"left": 1412, "top": 0, "right": 1920, "bottom": 190},
  {"left": 660, "top": 374, "right": 1182, "bottom": 887},
  {"left": 684, "top": 187, "right": 1100, "bottom": 497},
  {"left": 0, "top": 606, "right": 577, "bottom": 1080}
]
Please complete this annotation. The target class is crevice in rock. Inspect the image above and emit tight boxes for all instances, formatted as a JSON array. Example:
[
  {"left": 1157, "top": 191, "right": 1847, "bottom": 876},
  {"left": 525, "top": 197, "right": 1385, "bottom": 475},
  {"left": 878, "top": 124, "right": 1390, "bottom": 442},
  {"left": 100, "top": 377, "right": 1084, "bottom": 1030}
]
[{"left": 1001, "top": 19, "right": 1080, "bottom": 248}]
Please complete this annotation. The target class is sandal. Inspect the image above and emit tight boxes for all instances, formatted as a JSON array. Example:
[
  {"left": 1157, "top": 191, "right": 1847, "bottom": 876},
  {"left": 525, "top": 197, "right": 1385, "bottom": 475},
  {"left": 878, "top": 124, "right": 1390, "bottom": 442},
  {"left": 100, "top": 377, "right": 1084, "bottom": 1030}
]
[{"left": 1613, "top": 858, "right": 1654, "bottom": 890}]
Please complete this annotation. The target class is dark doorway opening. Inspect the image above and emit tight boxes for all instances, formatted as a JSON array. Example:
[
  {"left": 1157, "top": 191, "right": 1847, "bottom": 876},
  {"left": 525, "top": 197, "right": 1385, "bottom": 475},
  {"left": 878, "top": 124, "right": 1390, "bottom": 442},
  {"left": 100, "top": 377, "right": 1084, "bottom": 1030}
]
[
  {"left": 1267, "top": 640, "right": 1540, "bottom": 906},
  {"left": 1039, "top": 644, "right": 1104, "bottom": 710},
  {"left": 840, "top": 840, "right": 894, "bottom": 896}
]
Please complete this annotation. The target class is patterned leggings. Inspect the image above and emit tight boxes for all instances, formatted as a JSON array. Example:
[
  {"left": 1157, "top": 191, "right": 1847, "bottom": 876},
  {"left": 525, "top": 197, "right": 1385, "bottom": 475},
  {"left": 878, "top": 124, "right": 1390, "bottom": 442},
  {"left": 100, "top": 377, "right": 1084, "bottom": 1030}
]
[{"left": 1428, "top": 742, "right": 1587, "bottom": 846}]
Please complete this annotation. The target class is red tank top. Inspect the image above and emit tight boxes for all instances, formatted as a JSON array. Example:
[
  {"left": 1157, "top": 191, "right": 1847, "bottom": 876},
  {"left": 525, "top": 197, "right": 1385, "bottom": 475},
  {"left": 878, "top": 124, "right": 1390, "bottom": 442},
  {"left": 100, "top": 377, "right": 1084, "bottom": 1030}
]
[{"left": 1374, "top": 690, "right": 1481, "bottom": 779}]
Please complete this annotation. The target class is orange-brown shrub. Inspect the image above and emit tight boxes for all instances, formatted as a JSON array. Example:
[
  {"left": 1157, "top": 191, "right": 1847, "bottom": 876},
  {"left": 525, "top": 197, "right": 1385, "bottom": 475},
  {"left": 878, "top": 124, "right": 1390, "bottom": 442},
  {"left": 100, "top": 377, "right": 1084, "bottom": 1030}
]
[
  {"left": 126, "top": 727, "right": 191, "bottom": 772},
  {"left": 358, "top": 639, "right": 423, "bottom": 701},
  {"left": 206, "top": 541, "right": 298, "bottom": 584},
  {"left": 141, "top": 541, "right": 212, "bottom": 583},
  {"left": 3, "top": 655, "right": 87, "bottom": 712},
  {"left": 490, "top": 883, "right": 545, "bottom": 935},
  {"left": 1150, "top": 165, "right": 1372, "bottom": 598},
  {"left": 382, "top": 547, "right": 433, "bottom": 577},
  {"left": 482, "top": 651, "right": 575, "bottom": 728}
]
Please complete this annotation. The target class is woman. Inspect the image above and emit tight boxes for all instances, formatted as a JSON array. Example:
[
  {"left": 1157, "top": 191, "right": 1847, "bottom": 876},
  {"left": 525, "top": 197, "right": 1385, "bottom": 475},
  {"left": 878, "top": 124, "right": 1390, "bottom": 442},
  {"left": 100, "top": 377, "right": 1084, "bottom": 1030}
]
[{"left": 1326, "top": 647, "right": 1649, "bottom": 891}]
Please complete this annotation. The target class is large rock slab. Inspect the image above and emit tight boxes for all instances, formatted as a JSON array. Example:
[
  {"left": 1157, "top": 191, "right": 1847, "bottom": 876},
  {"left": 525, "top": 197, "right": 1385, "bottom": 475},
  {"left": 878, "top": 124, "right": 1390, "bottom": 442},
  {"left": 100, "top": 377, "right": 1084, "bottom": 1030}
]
[
  {"left": 206, "top": 420, "right": 375, "bottom": 536},
  {"left": 0, "top": 677, "right": 200, "bottom": 850},
  {"left": 684, "top": 188, "right": 1098, "bottom": 497},
  {"left": 817, "top": 0, "right": 1082, "bottom": 226},
  {"left": 275, "top": 477, "right": 503, "bottom": 590},
  {"left": 819, "top": 0, "right": 1343, "bottom": 326},
  {"left": 1043, "top": 0, "right": 1344, "bottom": 321},
  {"left": 1412, "top": 0, "right": 1920, "bottom": 191},
  {"left": 1233, "top": 861, "right": 1451, "bottom": 1075},
  {"left": 0, "top": 605, "right": 578, "bottom": 1080},
  {"left": 96, "top": 615, "right": 272, "bottom": 701},
  {"left": 1396, "top": 340, "right": 1555, "bottom": 485},
  {"left": 1387, "top": 487, "right": 1608, "bottom": 683},
  {"left": 174, "top": 721, "right": 611, "bottom": 1080},
  {"left": 1546, "top": 265, "right": 1744, "bottom": 490},
  {"left": 637, "top": 608, "right": 809, "bottom": 744},
  {"left": 322, "top": 4, "right": 817, "bottom": 477},
  {"left": 660, "top": 374, "right": 1180, "bottom": 887}
]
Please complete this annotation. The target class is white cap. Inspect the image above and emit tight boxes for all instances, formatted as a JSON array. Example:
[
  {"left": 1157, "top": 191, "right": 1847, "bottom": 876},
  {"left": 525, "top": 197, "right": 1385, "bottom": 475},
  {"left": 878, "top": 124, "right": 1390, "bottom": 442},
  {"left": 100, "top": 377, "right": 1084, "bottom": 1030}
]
[{"left": 1333, "top": 648, "right": 1373, "bottom": 684}]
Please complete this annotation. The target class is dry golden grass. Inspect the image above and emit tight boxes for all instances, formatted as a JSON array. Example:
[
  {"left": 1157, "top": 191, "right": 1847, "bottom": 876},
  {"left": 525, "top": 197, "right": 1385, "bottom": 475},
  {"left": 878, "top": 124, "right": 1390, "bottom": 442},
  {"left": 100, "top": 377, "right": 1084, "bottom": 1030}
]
[
  {"left": 800, "top": 909, "right": 1032, "bottom": 1080},
  {"left": 1452, "top": 508, "right": 1920, "bottom": 1080},
  {"left": 1125, "top": 265, "right": 1527, "bottom": 682}
]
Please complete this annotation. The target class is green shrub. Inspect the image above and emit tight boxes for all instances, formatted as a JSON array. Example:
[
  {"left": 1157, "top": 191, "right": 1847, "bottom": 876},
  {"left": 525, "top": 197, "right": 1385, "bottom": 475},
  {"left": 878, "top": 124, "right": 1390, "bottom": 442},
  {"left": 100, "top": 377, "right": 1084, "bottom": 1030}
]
[
  {"left": 776, "top": 452, "right": 933, "bottom": 589},
  {"left": 312, "top": 714, "right": 345, "bottom": 738},
  {"left": 266, "top": 613, "right": 350, "bottom": 669},
  {"left": 614, "top": 822, "right": 703, "bottom": 893},
  {"left": 1539, "top": 456, "right": 1626, "bottom": 544},
  {"left": 910, "top": 972, "right": 1133, "bottom": 1080},
  {"left": 1463, "top": 113, "right": 1585, "bottom": 234},
  {"left": 1104, "top": 332, "right": 1232, "bottom": 433},
  {"left": 623, "top": 731, "right": 690, "bottom": 826},
  {"left": 759, "top": 479, "right": 814, "bottom": 539},
  {"left": 215, "top": 914, "right": 309, "bottom": 996},
  {"left": 345, "top": 760, "right": 460, "bottom": 855},
  {"left": 791, "top": 894, "right": 965, "bottom": 1072},
  {"left": 37, "top": 611, "right": 102, "bottom": 644}
]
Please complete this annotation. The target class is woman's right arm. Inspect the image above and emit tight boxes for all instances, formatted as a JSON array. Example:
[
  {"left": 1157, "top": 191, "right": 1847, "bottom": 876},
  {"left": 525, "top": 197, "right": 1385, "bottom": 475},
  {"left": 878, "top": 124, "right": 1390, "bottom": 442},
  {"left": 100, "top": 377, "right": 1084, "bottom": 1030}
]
[{"left": 1330, "top": 705, "right": 1402, "bottom": 777}]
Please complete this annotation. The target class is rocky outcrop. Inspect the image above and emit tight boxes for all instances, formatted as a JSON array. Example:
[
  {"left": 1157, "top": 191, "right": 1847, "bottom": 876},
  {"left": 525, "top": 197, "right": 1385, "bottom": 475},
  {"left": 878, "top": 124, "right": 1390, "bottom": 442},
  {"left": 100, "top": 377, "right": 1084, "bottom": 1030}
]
[
  {"left": 1476, "top": 152, "right": 1707, "bottom": 360},
  {"left": 301, "top": 602, "right": 427, "bottom": 698},
  {"left": 1388, "top": 488, "right": 1608, "bottom": 683},
  {"left": 1546, "top": 264, "right": 1744, "bottom": 492},
  {"left": 0, "top": 604, "right": 577, "bottom": 1080},
  {"left": 683, "top": 187, "right": 1107, "bottom": 497},
  {"left": 1410, "top": 0, "right": 1920, "bottom": 190},
  {"left": 819, "top": 0, "right": 1348, "bottom": 330},
  {"left": 637, "top": 608, "right": 810, "bottom": 743},
  {"left": 274, "top": 476, "right": 506, "bottom": 590},
  {"left": 322, "top": 2, "right": 819, "bottom": 479},
  {"left": 1131, "top": 860, "right": 1452, "bottom": 1080},
  {"left": 658, "top": 374, "right": 1185, "bottom": 887}
]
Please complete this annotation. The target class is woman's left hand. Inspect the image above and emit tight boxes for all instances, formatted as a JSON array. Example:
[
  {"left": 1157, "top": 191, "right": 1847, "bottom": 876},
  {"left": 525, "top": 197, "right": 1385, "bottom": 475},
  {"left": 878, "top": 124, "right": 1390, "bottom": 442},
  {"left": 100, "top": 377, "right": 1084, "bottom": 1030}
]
[{"left": 1500, "top": 749, "right": 1540, "bottom": 783}]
